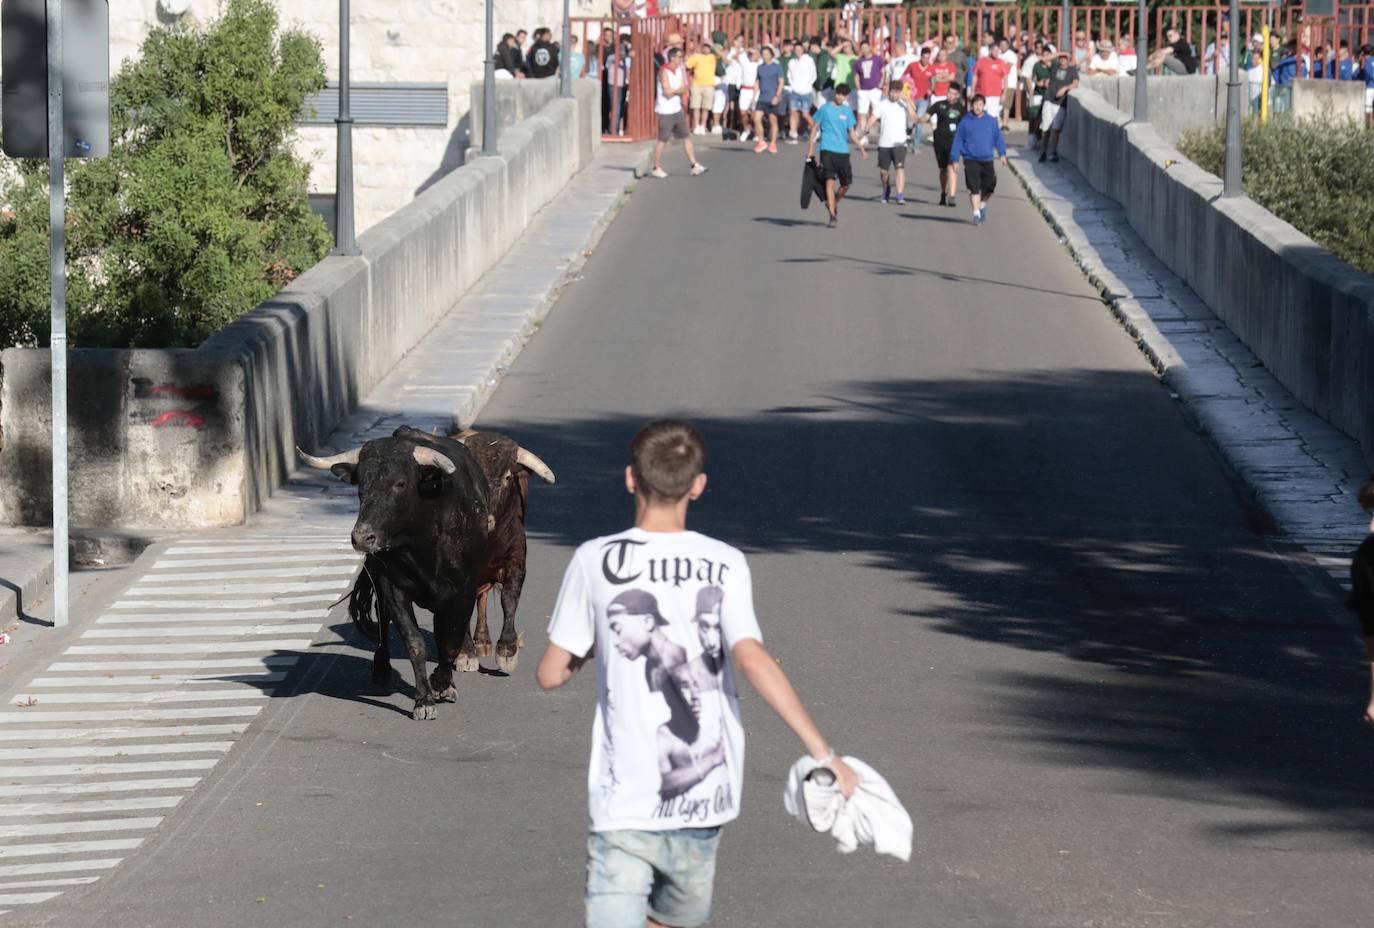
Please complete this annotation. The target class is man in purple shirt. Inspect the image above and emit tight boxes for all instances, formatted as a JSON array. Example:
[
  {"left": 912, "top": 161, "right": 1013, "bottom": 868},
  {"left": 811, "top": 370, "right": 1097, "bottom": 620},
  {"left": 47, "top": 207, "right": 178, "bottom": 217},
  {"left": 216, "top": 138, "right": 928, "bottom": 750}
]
[{"left": 851, "top": 40, "right": 887, "bottom": 145}]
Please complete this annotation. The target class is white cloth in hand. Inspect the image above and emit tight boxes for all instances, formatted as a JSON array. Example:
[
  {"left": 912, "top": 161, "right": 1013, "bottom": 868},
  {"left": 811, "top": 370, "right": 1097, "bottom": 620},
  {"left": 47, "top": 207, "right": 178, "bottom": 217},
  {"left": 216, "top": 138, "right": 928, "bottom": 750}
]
[{"left": 783, "top": 755, "right": 913, "bottom": 862}]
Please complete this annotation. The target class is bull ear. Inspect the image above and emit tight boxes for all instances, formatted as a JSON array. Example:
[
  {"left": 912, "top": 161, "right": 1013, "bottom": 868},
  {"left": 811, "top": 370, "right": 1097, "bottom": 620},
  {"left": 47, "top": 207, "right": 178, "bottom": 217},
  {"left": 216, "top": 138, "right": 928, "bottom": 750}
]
[{"left": 331, "top": 463, "right": 358, "bottom": 484}]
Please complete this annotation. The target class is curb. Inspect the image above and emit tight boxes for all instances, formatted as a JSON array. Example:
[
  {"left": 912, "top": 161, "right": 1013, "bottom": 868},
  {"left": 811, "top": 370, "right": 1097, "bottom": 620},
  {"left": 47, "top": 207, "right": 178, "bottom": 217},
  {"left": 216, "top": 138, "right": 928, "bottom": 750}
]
[
  {"left": 0, "top": 531, "right": 54, "bottom": 624},
  {"left": 1006, "top": 150, "right": 1367, "bottom": 557}
]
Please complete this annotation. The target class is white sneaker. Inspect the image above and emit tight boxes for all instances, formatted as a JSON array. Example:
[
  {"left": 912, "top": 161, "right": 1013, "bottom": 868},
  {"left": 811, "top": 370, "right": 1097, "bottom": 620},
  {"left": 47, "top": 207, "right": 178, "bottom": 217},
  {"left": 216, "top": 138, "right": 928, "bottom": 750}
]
[
  {"left": 690, "top": 162, "right": 708, "bottom": 176},
  {"left": 693, "top": 126, "right": 705, "bottom": 136},
  {"left": 740, "top": 130, "right": 752, "bottom": 142},
  {"left": 650, "top": 167, "right": 668, "bottom": 179},
  {"left": 711, "top": 124, "right": 722, "bottom": 134}
]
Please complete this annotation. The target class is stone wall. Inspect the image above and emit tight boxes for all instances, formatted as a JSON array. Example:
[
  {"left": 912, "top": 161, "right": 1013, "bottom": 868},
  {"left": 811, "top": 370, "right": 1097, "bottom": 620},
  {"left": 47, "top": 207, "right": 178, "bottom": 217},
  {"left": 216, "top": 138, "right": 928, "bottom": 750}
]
[
  {"left": 1059, "top": 87, "right": 1374, "bottom": 467},
  {"left": 0, "top": 0, "right": 601, "bottom": 233},
  {"left": 0, "top": 80, "right": 601, "bottom": 528}
]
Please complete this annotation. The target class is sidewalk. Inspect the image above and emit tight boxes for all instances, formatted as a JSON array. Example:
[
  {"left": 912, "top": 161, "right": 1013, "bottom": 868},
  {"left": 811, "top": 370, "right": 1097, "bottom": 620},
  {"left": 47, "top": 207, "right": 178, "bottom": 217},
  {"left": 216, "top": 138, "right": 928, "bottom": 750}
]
[
  {"left": 1007, "top": 148, "right": 1369, "bottom": 590},
  {"left": 0, "top": 141, "right": 651, "bottom": 919}
]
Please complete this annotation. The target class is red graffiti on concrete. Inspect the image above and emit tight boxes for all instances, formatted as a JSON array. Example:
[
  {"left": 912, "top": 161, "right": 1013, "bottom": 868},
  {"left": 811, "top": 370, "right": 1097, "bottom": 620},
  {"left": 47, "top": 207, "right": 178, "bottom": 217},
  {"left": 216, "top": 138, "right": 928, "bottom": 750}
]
[{"left": 149, "top": 410, "right": 206, "bottom": 429}]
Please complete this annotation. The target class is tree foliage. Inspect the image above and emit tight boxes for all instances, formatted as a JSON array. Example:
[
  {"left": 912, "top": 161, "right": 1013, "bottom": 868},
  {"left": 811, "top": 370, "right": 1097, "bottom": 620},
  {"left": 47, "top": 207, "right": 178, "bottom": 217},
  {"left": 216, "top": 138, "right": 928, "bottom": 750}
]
[
  {"left": 1179, "top": 117, "right": 1374, "bottom": 277},
  {"left": 0, "top": 0, "right": 330, "bottom": 349}
]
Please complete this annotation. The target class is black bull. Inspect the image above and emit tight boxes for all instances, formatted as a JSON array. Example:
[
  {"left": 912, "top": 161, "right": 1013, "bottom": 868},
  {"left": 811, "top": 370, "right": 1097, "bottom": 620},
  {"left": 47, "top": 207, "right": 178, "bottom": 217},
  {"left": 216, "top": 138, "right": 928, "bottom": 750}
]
[{"left": 298, "top": 426, "right": 554, "bottom": 720}]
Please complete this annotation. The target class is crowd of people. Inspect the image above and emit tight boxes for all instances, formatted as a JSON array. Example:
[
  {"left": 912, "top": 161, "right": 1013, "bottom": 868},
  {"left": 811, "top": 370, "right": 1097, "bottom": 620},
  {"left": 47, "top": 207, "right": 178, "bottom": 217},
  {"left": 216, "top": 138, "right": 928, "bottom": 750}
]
[{"left": 649, "top": 29, "right": 1088, "bottom": 227}]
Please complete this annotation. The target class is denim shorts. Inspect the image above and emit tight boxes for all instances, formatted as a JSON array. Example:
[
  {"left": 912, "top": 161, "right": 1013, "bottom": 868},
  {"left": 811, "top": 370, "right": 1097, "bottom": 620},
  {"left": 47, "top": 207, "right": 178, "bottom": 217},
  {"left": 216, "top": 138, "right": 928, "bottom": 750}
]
[
  {"left": 788, "top": 90, "right": 812, "bottom": 112},
  {"left": 585, "top": 827, "right": 722, "bottom": 928}
]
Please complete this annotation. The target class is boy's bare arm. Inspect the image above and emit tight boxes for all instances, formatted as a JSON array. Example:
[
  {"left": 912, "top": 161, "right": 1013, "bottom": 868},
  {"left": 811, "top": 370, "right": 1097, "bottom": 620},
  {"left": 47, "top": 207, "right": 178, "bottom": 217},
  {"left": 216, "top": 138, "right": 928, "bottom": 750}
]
[
  {"left": 536, "top": 642, "right": 591, "bottom": 690},
  {"left": 731, "top": 638, "right": 858, "bottom": 796}
]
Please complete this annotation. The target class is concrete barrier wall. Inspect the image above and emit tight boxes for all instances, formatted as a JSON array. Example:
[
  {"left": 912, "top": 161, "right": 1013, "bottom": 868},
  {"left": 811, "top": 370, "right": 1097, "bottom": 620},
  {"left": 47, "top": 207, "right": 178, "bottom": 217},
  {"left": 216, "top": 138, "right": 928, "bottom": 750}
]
[
  {"left": 0, "top": 80, "right": 601, "bottom": 529},
  {"left": 1060, "top": 87, "right": 1374, "bottom": 467}
]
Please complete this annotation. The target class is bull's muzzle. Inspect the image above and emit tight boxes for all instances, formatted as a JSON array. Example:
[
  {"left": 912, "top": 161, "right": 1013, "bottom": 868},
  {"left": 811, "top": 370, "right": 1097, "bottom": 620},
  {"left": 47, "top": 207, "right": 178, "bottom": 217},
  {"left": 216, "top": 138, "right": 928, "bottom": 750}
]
[{"left": 351, "top": 523, "right": 383, "bottom": 554}]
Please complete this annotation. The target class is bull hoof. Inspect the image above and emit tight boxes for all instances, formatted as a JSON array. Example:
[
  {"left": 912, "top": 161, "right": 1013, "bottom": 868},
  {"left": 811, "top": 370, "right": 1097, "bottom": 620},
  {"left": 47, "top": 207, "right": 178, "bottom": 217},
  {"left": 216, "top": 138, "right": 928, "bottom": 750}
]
[
  {"left": 434, "top": 684, "right": 458, "bottom": 703},
  {"left": 412, "top": 701, "right": 439, "bottom": 721},
  {"left": 495, "top": 653, "right": 519, "bottom": 674},
  {"left": 457, "top": 654, "right": 480, "bottom": 673}
]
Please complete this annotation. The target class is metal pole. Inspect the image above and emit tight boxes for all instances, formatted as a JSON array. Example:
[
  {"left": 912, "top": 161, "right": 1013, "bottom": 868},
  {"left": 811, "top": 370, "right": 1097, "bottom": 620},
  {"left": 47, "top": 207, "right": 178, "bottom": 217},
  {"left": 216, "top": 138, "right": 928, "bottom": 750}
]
[
  {"left": 481, "top": 0, "right": 498, "bottom": 155},
  {"left": 1260, "top": 20, "right": 1271, "bottom": 124},
  {"left": 1134, "top": 0, "right": 1148, "bottom": 121},
  {"left": 48, "top": 0, "right": 69, "bottom": 628},
  {"left": 332, "top": 0, "right": 358, "bottom": 255},
  {"left": 1223, "top": 0, "right": 1242, "bottom": 197},
  {"left": 560, "top": 0, "right": 572, "bottom": 97},
  {"left": 1061, "top": 0, "right": 1070, "bottom": 55}
]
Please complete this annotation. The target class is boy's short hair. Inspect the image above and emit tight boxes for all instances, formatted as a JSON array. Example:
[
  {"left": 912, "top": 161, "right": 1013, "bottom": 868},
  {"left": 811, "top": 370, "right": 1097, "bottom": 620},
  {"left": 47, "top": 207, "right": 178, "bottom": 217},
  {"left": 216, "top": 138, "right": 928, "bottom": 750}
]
[
  {"left": 630, "top": 420, "right": 706, "bottom": 502},
  {"left": 1359, "top": 473, "right": 1374, "bottom": 511},
  {"left": 834, "top": 82, "right": 851, "bottom": 96}
]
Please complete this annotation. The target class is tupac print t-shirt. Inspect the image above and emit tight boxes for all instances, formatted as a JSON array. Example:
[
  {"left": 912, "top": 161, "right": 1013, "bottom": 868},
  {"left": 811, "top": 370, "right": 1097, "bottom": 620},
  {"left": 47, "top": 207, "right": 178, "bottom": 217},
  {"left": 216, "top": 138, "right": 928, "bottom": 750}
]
[{"left": 547, "top": 528, "right": 763, "bottom": 833}]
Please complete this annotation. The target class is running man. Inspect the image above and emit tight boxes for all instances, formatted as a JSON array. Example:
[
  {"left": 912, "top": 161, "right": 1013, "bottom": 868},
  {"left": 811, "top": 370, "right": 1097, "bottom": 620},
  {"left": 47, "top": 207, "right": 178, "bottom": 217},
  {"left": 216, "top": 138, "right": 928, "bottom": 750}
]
[
  {"left": 651, "top": 46, "right": 708, "bottom": 179},
  {"left": 873, "top": 80, "right": 917, "bottom": 204},
  {"left": 949, "top": 93, "right": 1007, "bottom": 225},
  {"left": 900, "top": 46, "right": 935, "bottom": 148},
  {"left": 917, "top": 81, "right": 966, "bottom": 207},
  {"left": 1038, "top": 49, "right": 1078, "bottom": 162},
  {"left": 805, "top": 82, "right": 868, "bottom": 228},
  {"left": 852, "top": 40, "right": 887, "bottom": 144},
  {"left": 786, "top": 41, "right": 818, "bottom": 142}
]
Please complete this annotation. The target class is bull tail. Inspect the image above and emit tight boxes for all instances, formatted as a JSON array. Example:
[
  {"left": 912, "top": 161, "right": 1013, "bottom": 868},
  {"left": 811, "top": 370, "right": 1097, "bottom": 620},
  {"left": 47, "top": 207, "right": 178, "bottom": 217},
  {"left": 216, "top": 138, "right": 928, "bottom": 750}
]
[{"left": 348, "top": 566, "right": 381, "bottom": 643}]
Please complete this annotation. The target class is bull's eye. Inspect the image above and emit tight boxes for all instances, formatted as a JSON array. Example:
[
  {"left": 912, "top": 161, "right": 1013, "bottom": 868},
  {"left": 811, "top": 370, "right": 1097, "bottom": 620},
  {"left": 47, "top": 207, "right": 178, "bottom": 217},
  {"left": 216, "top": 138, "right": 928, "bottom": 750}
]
[{"left": 394, "top": 480, "right": 407, "bottom": 492}]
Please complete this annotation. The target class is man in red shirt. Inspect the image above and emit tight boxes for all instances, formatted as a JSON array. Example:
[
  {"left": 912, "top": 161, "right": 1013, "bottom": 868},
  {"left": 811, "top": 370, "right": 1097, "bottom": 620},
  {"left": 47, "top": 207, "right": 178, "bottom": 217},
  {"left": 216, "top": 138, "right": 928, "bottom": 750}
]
[
  {"left": 900, "top": 46, "right": 934, "bottom": 150},
  {"left": 930, "top": 49, "right": 958, "bottom": 101},
  {"left": 972, "top": 52, "right": 1010, "bottom": 120}
]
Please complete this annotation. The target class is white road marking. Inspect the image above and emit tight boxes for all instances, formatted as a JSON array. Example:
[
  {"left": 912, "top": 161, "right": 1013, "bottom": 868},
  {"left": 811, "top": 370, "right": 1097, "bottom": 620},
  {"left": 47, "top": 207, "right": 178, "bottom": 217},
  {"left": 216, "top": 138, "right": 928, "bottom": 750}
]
[
  {"left": 0, "top": 859, "right": 123, "bottom": 878},
  {"left": 65, "top": 640, "right": 313, "bottom": 655},
  {"left": 127, "top": 580, "right": 349, "bottom": 596},
  {"left": 0, "top": 877, "right": 101, "bottom": 888},
  {"left": 9, "top": 778, "right": 202, "bottom": 796},
  {"left": 0, "top": 741, "right": 233, "bottom": 761},
  {"left": 0, "top": 839, "right": 144, "bottom": 859},
  {"left": 30, "top": 673, "right": 286, "bottom": 687},
  {"left": 0, "top": 797, "right": 183, "bottom": 817},
  {"left": 0, "top": 892, "right": 63, "bottom": 905},
  {"left": 10, "top": 691, "right": 272, "bottom": 706},
  {"left": 0, "top": 759, "right": 218, "bottom": 779},
  {"left": 164, "top": 543, "right": 352, "bottom": 555},
  {"left": 0, "top": 706, "right": 262, "bottom": 723},
  {"left": 0, "top": 724, "right": 247, "bottom": 742},
  {"left": 152, "top": 554, "right": 359, "bottom": 569},
  {"left": 109, "top": 596, "right": 337, "bottom": 610},
  {"left": 135, "top": 567, "right": 356, "bottom": 583},
  {"left": 46, "top": 658, "right": 298, "bottom": 672},
  {"left": 95, "top": 612, "right": 326, "bottom": 625},
  {"left": 0, "top": 817, "right": 164, "bottom": 839},
  {"left": 81, "top": 625, "right": 322, "bottom": 639}
]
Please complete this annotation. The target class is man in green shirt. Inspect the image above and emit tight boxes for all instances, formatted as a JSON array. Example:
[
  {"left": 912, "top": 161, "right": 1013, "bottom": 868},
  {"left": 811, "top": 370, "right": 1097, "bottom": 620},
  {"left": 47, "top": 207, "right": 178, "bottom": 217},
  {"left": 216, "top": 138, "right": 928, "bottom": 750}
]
[
  {"left": 833, "top": 40, "right": 857, "bottom": 98},
  {"left": 1028, "top": 46, "right": 1053, "bottom": 145},
  {"left": 812, "top": 37, "right": 835, "bottom": 104}
]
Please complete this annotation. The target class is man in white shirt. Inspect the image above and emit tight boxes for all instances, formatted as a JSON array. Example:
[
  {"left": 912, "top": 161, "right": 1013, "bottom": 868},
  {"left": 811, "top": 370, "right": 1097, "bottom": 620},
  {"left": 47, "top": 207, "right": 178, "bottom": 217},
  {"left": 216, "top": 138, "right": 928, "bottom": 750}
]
[
  {"left": 786, "top": 43, "right": 818, "bottom": 142},
  {"left": 738, "top": 46, "right": 761, "bottom": 141},
  {"left": 537, "top": 420, "right": 857, "bottom": 928},
  {"left": 1085, "top": 39, "right": 1121, "bottom": 76},
  {"left": 997, "top": 37, "right": 1020, "bottom": 128},
  {"left": 873, "top": 81, "right": 917, "bottom": 205}
]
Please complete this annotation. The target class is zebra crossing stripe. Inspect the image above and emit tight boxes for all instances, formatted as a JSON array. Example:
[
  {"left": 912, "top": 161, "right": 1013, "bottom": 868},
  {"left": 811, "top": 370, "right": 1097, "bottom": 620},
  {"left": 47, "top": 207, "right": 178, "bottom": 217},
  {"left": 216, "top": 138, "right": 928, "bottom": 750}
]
[
  {"left": 135, "top": 567, "right": 356, "bottom": 583},
  {"left": 0, "top": 859, "right": 123, "bottom": 878},
  {"left": 109, "top": 596, "right": 337, "bottom": 610},
  {"left": 94, "top": 613, "right": 325, "bottom": 625},
  {"left": 81, "top": 626, "right": 323, "bottom": 639},
  {"left": 0, "top": 877, "right": 101, "bottom": 888},
  {"left": 0, "top": 741, "right": 234, "bottom": 761},
  {"left": 30, "top": 673, "right": 287, "bottom": 688},
  {"left": 0, "top": 724, "right": 247, "bottom": 741},
  {"left": 0, "top": 838, "right": 144, "bottom": 859},
  {"left": 0, "top": 892, "right": 64, "bottom": 905},
  {"left": 46, "top": 658, "right": 298, "bottom": 671},
  {"left": 65, "top": 641, "right": 313, "bottom": 655},
  {"left": 0, "top": 817, "right": 165, "bottom": 839},
  {"left": 0, "top": 706, "right": 263, "bottom": 722},
  {"left": 0, "top": 759, "right": 219, "bottom": 779},
  {"left": 1, "top": 797, "right": 183, "bottom": 817},
  {"left": 8, "top": 778, "right": 202, "bottom": 796},
  {"left": 151, "top": 554, "right": 359, "bottom": 569},
  {"left": 10, "top": 691, "right": 272, "bottom": 706},
  {"left": 126, "top": 580, "right": 349, "bottom": 596}
]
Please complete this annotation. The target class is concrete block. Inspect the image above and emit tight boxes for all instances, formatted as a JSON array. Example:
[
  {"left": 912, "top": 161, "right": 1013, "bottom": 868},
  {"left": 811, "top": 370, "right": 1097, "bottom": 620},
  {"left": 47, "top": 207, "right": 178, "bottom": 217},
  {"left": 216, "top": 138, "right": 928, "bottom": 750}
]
[{"left": 1291, "top": 79, "right": 1364, "bottom": 125}]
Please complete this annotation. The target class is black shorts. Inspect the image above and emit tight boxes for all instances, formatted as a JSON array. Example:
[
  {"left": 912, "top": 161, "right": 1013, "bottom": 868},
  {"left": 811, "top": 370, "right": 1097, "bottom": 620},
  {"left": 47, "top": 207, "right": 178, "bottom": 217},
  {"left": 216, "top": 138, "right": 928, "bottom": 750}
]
[
  {"left": 877, "top": 146, "right": 906, "bottom": 170},
  {"left": 820, "top": 151, "right": 853, "bottom": 188},
  {"left": 934, "top": 140, "right": 953, "bottom": 169},
  {"left": 964, "top": 158, "right": 997, "bottom": 196}
]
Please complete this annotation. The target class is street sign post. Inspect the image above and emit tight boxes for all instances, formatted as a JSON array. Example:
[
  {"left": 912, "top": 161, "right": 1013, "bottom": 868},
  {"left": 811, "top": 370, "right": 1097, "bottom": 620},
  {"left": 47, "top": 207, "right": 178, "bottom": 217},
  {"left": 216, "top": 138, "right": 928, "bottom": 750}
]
[{"left": 1, "top": 0, "right": 109, "bottom": 628}]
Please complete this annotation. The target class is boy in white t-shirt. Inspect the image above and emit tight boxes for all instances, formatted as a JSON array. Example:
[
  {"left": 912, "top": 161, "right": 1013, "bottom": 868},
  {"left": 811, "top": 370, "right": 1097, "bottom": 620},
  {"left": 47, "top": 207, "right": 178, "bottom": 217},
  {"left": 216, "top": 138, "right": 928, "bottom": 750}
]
[{"left": 537, "top": 420, "right": 857, "bottom": 928}]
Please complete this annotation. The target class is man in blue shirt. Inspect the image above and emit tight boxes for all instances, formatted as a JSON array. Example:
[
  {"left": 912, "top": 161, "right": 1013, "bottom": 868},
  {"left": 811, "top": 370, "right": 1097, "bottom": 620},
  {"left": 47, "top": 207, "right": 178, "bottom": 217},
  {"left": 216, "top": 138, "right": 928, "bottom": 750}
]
[
  {"left": 1329, "top": 40, "right": 1355, "bottom": 81},
  {"left": 1363, "top": 44, "right": 1374, "bottom": 126},
  {"left": 805, "top": 82, "right": 868, "bottom": 228},
  {"left": 949, "top": 93, "right": 1007, "bottom": 225}
]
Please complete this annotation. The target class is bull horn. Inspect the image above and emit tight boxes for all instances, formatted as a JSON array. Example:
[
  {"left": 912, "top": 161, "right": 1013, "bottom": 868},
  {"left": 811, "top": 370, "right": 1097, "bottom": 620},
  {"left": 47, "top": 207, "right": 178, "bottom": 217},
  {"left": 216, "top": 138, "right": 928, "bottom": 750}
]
[
  {"left": 516, "top": 448, "right": 556, "bottom": 484},
  {"left": 412, "top": 446, "right": 456, "bottom": 474},
  {"left": 451, "top": 428, "right": 478, "bottom": 443},
  {"left": 297, "top": 447, "right": 360, "bottom": 470}
]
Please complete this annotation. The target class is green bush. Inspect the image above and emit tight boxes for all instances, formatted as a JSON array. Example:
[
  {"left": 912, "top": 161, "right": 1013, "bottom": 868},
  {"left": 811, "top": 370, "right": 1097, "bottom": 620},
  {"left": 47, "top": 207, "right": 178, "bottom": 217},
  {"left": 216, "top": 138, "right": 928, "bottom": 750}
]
[
  {"left": 0, "top": 0, "right": 330, "bottom": 349},
  {"left": 1179, "top": 116, "right": 1374, "bottom": 276}
]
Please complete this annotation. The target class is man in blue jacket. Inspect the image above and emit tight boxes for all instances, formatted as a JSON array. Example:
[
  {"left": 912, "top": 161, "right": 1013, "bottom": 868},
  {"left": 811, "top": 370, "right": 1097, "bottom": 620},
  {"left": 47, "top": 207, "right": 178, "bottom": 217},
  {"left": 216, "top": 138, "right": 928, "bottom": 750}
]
[{"left": 949, "top": 94, "right": 1007, "bottom": 225}]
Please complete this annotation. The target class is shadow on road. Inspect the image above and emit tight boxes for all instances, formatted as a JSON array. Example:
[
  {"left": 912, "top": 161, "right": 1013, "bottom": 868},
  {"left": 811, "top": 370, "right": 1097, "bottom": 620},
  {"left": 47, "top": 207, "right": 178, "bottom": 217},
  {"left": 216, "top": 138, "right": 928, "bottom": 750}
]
[{"left": 463, "top": 369, "right": 1374, "bottom": 845}]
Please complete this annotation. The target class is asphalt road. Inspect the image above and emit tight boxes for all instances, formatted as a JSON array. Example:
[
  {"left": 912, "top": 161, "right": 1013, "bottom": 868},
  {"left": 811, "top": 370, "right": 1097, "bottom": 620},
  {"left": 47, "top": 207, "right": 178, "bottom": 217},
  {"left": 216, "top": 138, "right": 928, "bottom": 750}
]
[{"left": 24, "top": 137, "right": 1374, "bottom": 928}]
